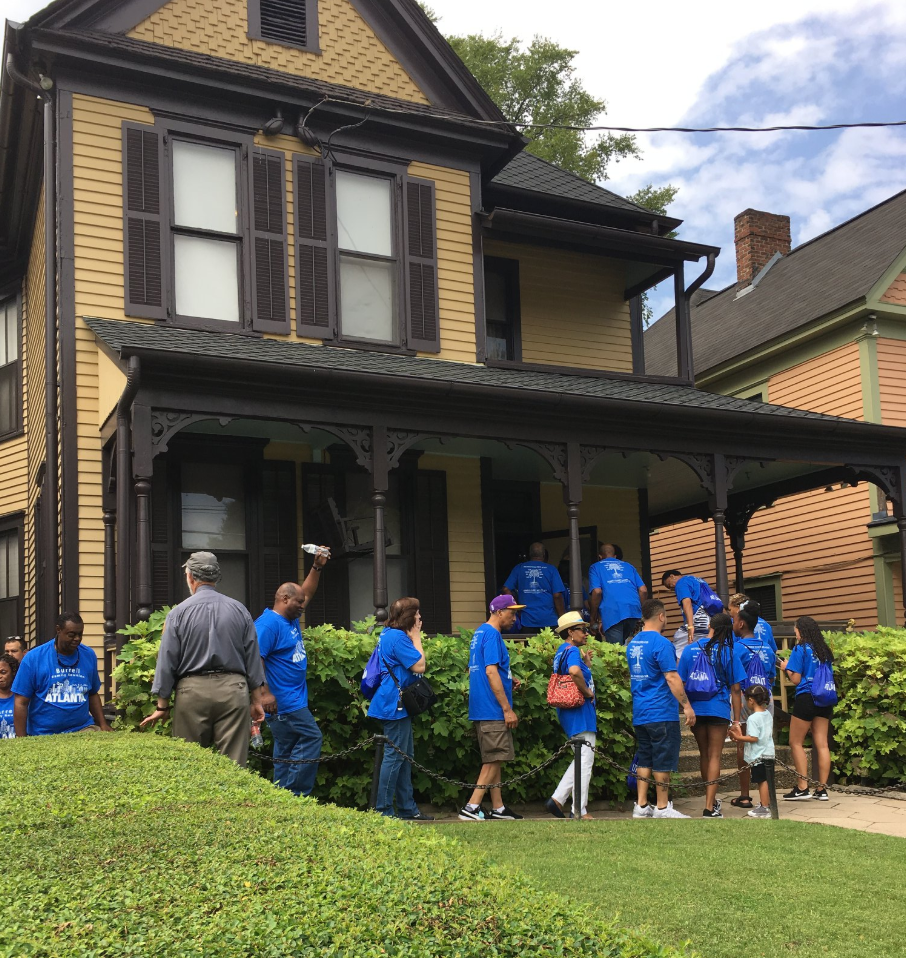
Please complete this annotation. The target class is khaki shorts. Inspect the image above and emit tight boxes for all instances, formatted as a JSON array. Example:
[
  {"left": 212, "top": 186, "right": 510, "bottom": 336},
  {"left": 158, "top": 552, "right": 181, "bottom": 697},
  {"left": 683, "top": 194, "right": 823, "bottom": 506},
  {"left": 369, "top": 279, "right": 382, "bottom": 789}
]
[{"left": 474, "top": 720, "right": 515, "bottom": 763}]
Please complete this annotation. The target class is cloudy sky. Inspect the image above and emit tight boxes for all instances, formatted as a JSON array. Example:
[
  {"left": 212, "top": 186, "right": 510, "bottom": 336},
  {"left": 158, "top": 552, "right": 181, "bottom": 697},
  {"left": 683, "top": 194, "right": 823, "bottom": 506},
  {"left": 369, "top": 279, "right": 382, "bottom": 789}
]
[{"left": 4, "top": 0, "right": 906, "bottom": 317}]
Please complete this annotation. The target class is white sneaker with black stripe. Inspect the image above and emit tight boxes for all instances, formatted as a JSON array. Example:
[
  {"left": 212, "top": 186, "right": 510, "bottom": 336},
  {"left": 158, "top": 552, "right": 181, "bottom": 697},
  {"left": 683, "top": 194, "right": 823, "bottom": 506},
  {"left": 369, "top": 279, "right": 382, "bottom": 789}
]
[{"left": 457, "top": 805, "right": 486, "bottom": 821}]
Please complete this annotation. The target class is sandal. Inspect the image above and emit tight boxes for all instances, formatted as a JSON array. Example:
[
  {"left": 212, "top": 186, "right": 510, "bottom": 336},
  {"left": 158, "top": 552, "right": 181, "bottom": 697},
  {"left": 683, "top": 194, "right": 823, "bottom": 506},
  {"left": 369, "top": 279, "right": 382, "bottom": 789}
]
[{"left": 730, "top": 796, "right": 753, "bottom": 808}]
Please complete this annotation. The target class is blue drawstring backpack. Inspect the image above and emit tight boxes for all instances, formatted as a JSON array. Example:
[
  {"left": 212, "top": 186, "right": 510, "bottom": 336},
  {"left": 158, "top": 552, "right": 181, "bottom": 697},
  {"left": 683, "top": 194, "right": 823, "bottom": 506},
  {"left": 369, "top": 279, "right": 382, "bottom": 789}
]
[
  {"left": 811, "top": 661, "right": 838, "bottom": 707},
  {"left": 685, "top": 647, "right": 720, "bottom": 701},
  {"left": 745, "top": 650, "right": 770, "bottom": 691},
  {"left": 627, "top": 751, "right": 639, "bottom": 790},
  {"left": 696, "top": 578, "right": 724, "bottom": 616},
  {"left": 360, "top": 643, "right": 383, "bottom": 700}
]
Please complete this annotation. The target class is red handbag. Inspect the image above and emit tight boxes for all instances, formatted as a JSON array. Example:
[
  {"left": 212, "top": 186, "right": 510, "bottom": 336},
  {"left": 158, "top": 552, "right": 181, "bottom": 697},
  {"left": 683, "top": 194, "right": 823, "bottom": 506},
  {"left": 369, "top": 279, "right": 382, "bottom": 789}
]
[{"left": 547, "top": 652, "right": 585, "bottom": 709}]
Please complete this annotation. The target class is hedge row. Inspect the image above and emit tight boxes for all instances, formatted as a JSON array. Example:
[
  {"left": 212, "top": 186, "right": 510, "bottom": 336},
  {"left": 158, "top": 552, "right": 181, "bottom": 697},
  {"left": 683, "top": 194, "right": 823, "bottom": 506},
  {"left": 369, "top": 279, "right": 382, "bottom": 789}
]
[
  {"left": 113, "top": 613, "right": 637, "bottom": 808},
  {"left": 0, "top": 734, "right": 692, "bottom": 958}
]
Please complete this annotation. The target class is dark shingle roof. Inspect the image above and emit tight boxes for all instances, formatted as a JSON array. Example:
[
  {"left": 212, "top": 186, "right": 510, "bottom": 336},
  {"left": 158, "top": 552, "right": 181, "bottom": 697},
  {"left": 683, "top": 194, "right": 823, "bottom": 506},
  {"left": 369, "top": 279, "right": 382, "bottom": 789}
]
[
  {"left": 85, "top": 317, "right": 852, "bottom": 424},
  {"left": 646, "top": 189, "right": 906, "bottom": 377},
  {"left": 490, "top": 151, "right": 656, "bottom": 217}
]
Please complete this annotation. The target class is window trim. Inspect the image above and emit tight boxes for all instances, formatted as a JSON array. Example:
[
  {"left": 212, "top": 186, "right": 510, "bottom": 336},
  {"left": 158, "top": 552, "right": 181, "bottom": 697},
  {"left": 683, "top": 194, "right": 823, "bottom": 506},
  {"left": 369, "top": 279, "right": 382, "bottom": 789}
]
[
  {"left": 742, "top": 574, "right": 782, "bottom": 621},
  {"left": 0, "top": 292, "right": 23, "bottom": 443},
  {"left": 483, "top": 256, "right": 522, "bottom": 363},
  {"left": 0, "top": 512, "right": 24, "bottom": 639},
  {"left": 247, "top": 0, "right": 321, "bottom": 54},
  {"left": 164, "top": 124, "right": 254, "bottom": 333}
]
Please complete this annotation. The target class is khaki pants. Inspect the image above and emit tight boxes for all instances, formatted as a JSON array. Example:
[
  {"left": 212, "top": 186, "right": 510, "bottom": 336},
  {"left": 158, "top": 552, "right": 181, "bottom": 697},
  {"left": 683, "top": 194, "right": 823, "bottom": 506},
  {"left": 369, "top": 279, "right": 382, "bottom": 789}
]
[{"left": 172, "top": 673, "right": 251, "bottom": 767}]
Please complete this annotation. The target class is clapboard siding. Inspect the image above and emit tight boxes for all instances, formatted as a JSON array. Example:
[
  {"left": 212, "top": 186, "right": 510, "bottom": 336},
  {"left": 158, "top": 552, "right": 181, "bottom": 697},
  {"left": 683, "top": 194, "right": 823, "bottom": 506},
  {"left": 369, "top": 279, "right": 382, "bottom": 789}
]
[
  {"left": 651, "top": 342, "right": 881, "bottom": 629},
  {"left": 877, "top": 338, "right": 906, "bottom": 427},
  {"left": 483, "top": 239, "right": 633, "bottom": 373},
  {"left": 129, "top": 0, "right": 429, "bottom": 103}
]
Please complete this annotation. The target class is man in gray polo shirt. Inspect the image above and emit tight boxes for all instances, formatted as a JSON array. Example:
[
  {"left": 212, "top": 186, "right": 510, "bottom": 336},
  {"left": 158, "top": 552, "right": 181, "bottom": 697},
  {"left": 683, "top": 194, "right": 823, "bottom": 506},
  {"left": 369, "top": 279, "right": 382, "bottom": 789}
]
[{"left": 141, "top": 551, "right": 265, "bottom": 767}]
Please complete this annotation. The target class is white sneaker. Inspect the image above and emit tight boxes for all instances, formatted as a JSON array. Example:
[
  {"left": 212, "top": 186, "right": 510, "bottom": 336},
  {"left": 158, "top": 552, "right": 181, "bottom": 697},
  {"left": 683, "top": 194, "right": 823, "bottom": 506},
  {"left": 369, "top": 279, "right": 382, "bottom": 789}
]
[
  {"left": 632, "top": 802, "right": 654, "bottom": 818},
  {"left": 653, "top": 802, "right": 690, "bottom": 819}
]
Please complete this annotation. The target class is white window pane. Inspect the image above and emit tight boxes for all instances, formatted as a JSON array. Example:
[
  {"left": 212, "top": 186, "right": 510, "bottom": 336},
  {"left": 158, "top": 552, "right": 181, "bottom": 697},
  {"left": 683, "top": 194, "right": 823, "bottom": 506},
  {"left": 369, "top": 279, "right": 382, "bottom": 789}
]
[
  {"left": 6, "top": 534, "right": 17, "bottom": 598},
  {"left": 336, "top": 171, "right": 392, "bottom": 256},
  {"left": 181, "top": 463, "right": 246, "bottom": 551},
  {"left": 339, "top": 257, "right": 395, "bottom": 341},
  {"left": 173, "top": 140, "right": 238, "bottom": 234},
  {"left": 174, "top": 235, "right": 240, "bottom": 322}
]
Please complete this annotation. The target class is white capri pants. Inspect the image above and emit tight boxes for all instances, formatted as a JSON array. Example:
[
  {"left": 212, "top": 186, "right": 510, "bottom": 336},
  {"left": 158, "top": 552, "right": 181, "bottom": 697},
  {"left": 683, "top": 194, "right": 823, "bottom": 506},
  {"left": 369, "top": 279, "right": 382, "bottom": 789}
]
[{"left": 552, "top": 730, "right": 596, "bottom": 817}]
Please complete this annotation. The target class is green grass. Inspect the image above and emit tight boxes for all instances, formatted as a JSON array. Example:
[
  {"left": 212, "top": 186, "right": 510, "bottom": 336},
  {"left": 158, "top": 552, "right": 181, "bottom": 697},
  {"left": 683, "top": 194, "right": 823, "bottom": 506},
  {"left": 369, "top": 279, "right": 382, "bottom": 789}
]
[{"left": 454, "top": 820, "right": 906, "bottom": 958}]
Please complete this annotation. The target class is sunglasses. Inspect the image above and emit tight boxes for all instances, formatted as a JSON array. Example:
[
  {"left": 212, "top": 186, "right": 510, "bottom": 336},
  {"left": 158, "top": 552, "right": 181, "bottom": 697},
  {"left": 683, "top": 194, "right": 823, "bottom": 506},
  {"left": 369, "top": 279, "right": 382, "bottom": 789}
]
[{"left": 569, "top": 625, "right": 590, "bottom": 633}]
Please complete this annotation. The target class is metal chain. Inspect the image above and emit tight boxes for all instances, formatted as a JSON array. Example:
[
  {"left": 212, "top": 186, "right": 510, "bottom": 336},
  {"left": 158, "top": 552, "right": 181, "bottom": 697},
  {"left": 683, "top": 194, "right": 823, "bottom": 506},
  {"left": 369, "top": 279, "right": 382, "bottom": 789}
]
[
  {"left": 771, "top": 756, "right": 906, "bottom": 802},
  {"left": 382, "top": 737, "right": 575, "bottom": 790},
  {"left": 252, "top": 735, "right": 379, "bottom": 766}
]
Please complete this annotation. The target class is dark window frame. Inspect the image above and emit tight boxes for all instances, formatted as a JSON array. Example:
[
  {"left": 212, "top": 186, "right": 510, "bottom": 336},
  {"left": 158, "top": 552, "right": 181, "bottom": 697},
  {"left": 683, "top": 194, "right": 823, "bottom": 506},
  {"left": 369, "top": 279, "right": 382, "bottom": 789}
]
[
  {"left": 483, "top": 256, "right": 522, "bottom": 363},
  {"left": 248, "top": 0, "right": 321, "bottom": 54},
  {"left": 0, "top": 292, "right": 23, "bottom": 443},
  {"left": 0, "top": 512, "right": 24, "bottom": 640}
]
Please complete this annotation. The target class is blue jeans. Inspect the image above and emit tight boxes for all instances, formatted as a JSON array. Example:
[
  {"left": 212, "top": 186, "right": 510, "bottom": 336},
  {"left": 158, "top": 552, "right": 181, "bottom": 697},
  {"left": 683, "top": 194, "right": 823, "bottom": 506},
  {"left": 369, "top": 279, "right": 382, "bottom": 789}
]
[
  {"left": 376, "top": 716, "right": 420, "bottom": 818},
  {"left": 604, "top": 618, "right": 641, "bottom": 644},
  {"left": 268, "top": 707, "right": 323, "bottom": 797}
]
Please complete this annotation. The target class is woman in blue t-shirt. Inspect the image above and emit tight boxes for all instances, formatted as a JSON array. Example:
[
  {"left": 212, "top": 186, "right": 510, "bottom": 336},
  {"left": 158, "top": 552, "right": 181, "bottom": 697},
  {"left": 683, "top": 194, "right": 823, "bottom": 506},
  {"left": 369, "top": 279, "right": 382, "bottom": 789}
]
[
  {"left": 677, "top": 612, "right": 746, "bottom": 818},
  {"left": 0, "top": 653, "right": 18, "bottom": 738},
  {"left": 367, "top": 597, "right": 432, "bottom": 820},
  {"left": 546, "top": 612, "right": 597, "bottom": 820},
  {"left": 782, "top": 616, "right": 835, "bottom": 801}
]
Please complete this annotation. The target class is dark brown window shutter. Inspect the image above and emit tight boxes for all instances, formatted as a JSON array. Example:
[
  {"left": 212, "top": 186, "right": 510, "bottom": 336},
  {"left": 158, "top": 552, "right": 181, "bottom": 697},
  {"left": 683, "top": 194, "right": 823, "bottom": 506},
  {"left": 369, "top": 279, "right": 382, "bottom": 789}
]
[
  {"left": 404, "top": 177, "right": 440, "bottom": 353},
  {"left": 413, "top": 470, "right": 451, "bottom": 633},
  {"left": 123, "top": 123, "right": 167, "bottom": 320},
  {"left": 251, "top": 148, "right": 290, "bottom": 333},
  {"left": 259, "top": 461, "right": 298, "bottom": 611},
  {"left": 294, "top": 155, "right": 334, "bottom": 338}
]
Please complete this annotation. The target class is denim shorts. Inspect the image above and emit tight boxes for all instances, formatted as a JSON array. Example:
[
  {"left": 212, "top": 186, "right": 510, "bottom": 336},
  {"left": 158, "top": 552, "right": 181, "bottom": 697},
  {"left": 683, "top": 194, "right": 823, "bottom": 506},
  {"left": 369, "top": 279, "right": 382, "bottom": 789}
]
[{"left": 634, "top": 721, "right": 681, "bottom": 772}]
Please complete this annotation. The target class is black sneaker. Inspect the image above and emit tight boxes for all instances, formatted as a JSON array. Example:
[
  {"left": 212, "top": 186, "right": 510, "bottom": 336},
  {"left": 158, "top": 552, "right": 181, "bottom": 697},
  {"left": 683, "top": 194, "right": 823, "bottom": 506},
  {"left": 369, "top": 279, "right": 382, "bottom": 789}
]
[
  {"left": 545, "top": 797, "right": 566, "bottom": 819},
  {"left": 783, "top": 787, "right": 811, "bottom": 801},
  {"left": 489, "top": 806, "right": 523, "bottom": 820},
  {"left": 457, "top": 805, "right": 486, "bottom": 821},
  {"left": 702, "top": 807, "right": 724, "bottom": 819},
  {"left": 812, "top": 788, "right": 829, "bottom": 801},
  {"left": 400, "top": 812, "right": 435, "bottom": 821}
]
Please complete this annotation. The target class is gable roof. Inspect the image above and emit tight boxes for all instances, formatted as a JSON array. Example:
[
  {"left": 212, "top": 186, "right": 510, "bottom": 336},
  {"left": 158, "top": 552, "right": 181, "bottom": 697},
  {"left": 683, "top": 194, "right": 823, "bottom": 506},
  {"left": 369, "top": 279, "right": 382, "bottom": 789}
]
[
  {"left": 646, "top": 188, "right": 906, "bottom": 378},
  {"left": 23, "top": 0, "right": 505, "bottom": 120}
]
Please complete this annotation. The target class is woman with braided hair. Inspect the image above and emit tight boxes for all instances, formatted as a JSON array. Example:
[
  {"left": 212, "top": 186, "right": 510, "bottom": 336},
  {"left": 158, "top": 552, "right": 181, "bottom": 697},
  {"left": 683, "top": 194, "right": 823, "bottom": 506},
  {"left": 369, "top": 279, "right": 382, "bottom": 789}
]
[
  {"left": 677, "top": 612, "right": 747, "bottom": 818},
  {"left": 782, "top": 616, "right": 835, "bottom": 801}
]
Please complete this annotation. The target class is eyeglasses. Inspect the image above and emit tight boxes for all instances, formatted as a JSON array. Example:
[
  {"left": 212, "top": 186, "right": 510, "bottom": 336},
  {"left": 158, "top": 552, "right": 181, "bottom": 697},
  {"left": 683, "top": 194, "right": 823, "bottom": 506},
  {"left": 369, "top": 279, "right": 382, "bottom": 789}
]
[{"left": 569, "top": 626, "right": 590, "bottom": 634}]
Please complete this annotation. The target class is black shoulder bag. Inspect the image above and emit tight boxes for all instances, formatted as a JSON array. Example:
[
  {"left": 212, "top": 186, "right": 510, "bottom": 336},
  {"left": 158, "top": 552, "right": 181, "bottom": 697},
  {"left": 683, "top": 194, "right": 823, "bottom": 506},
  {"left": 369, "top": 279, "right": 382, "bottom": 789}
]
[{"left": 381, "top": 650, "right": 437, "bottom": 717}]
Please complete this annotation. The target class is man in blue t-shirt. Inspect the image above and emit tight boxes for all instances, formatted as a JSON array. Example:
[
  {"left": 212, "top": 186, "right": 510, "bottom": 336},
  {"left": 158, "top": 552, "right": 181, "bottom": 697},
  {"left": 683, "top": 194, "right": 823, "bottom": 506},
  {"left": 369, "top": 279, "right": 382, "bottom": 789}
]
[
  {"left": 459, "top": 595, "right": 526, "bottom": 822},
  {"left": 661, "top": 569, "right": 712, "bottom": 656},
  {"left": 503, "top": 543, "right": 565, "bottom": 633},
  {"left": 11, "top": 612, "right": 112, "bottom": 736},
  {"left": 589, "top": 543, "right": 648, "bottom": 644},
  {"left": 626, "top": 599, "right": 695, "bottom": 819},
  {"left": 256, "top": 550, "right": 330, "bottom": 797}
]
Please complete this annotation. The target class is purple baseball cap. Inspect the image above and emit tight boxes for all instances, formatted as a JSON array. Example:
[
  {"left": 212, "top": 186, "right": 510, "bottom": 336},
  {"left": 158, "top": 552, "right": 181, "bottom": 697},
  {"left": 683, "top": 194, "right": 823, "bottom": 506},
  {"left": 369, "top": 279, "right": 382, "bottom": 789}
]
[{"left": 489, "top": 594, "right": 526, "bottom": 612}]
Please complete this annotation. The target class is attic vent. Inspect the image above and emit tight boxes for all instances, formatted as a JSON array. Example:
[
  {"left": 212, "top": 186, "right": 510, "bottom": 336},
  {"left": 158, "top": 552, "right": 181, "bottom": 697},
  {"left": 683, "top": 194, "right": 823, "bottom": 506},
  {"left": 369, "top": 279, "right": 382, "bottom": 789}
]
[{"left": 258, "top": 0, "right": 309, "bottom": 48}]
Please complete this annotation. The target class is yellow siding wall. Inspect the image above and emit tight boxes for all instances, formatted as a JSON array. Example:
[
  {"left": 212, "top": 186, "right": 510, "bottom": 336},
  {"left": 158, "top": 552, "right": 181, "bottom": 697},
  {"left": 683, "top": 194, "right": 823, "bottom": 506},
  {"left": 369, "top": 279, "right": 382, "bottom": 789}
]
[
  {"left": 408, "top": 162, "right": 475, "bottom": 363},
  {"left": 651, "top": 342, "right": 881, "bottom": 630},
  {"left": 129, "top": 0, "right": 429, "bottom": 103},
  {"left": 22, "top": 188, "right": 47, "bottom": 641},
  {"left": 483, "top": 239, "right": 632, "bottom": 373},
  {"left": 418, "top": 454, "right": 486, "bottom": 628},
  {"left": 877, "top": 338, "right": 906, "bottom": 427}
]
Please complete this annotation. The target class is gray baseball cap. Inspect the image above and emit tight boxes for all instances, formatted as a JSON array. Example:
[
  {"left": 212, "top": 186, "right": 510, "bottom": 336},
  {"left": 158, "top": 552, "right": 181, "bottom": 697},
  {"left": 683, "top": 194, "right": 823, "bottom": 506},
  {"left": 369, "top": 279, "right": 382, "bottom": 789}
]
[{"left": 182, "top": 551, "right": 221, "bottom": 582}]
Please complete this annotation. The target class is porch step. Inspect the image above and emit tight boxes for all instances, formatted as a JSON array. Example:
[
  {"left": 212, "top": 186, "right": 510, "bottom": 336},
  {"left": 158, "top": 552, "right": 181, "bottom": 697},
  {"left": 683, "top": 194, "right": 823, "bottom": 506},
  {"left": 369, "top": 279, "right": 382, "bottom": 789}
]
[{"left": 675, "top": 743, "right": 798, "bottom": 789}]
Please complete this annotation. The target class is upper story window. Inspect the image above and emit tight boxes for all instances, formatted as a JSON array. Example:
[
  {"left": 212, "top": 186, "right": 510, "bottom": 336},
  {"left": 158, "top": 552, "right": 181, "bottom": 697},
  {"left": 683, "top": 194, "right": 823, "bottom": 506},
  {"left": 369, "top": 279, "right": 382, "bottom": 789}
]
[
  {"left": 483, "top": 257, "right": 521, "bottom": 362},
  {"left": 248, "top": 0, "right": 321, "bottom": 53},
  {"left": 0, "top": 298, "right": 21, "bottom": 439},
  {"left": 0, "top": 520, "right": 21, "bottom": 639}
]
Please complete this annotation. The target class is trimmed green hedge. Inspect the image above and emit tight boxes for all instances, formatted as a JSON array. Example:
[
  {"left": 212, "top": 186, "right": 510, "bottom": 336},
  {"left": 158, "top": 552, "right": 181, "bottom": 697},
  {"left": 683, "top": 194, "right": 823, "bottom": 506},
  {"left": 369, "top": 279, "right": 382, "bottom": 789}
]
[
  {"left": 0, "top": 734, "right": 691, "bottom": 958},
  {"left": 113, "top": 618, "right": 636, "bottom": 808}
]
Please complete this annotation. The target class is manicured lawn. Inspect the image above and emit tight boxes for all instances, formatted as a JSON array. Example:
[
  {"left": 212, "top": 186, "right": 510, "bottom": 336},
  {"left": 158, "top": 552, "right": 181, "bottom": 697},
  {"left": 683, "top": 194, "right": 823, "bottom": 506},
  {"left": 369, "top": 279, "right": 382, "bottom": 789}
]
[{"left": 454, "top": 820, "right": 905, "bottom": 958}]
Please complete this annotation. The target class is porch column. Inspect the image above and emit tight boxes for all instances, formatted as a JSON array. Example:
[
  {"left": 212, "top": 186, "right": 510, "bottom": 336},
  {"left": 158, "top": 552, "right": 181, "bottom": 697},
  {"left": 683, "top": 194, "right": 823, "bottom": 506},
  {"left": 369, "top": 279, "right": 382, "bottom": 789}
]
[
  {"left": 712, "top": 454, "right": 730, "bottom": 604},
  {"left": 898, "top": 517, "right": 906, "bottom": 627},
  {"left": 729, "top": 527, "right": 745, "bottom": 596},
  {"left": 134, "top": 478, "right": 152, "bottom": 621},
  {"left": 565, "top": 443, "right": 583, "bottom": 612},
  {"left": 103, "top": 509, "right": 117, "bottom": 647},
  {"left": 372, "top": 425, "right": 389, "bottom": 624}
]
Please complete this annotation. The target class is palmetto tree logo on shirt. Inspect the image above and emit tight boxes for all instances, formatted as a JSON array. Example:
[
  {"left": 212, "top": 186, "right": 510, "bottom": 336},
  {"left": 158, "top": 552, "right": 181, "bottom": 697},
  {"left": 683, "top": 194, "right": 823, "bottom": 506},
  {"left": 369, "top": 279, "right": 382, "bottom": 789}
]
[{"left": 629, "top": 644, "right": 644, "bottom": 672}]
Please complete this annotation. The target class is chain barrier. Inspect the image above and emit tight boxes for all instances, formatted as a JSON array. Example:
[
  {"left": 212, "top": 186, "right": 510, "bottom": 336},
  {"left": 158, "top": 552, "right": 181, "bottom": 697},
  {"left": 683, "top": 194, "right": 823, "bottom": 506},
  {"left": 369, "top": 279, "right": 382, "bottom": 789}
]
[
  {"left": 770, "top": 756, "right": 906, "bottom": 802},
  {"left": 252, "top": 735, "right": 379, "bottom": 766}
]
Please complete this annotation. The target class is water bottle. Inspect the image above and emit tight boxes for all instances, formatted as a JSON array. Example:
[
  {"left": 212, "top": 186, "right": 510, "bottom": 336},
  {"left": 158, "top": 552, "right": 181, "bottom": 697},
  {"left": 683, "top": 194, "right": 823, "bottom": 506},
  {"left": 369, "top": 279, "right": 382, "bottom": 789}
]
[
  {"left": 250, "top": 723, "right": 264, "bottom": 749},
  {"left": 301, "top": 543, "right": 330, "bottom": 558}
]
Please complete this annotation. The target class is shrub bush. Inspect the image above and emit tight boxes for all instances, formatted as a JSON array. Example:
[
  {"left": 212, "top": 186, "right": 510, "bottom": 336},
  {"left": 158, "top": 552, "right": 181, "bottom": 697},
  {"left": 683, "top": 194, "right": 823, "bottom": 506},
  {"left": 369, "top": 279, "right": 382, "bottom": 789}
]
[
  {"left": 113, "top": 616, "right": 636, "bottom": 808},
  {"left": 0, "top": 734, "right": 692, "bottom": 958}
]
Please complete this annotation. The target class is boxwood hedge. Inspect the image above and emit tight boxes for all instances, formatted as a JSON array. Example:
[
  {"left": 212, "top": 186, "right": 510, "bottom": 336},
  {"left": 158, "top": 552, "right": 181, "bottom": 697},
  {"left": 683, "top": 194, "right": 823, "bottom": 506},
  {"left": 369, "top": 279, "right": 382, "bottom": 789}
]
[{"left": 0, "top": 734, "right": 691, "bottom": 958}]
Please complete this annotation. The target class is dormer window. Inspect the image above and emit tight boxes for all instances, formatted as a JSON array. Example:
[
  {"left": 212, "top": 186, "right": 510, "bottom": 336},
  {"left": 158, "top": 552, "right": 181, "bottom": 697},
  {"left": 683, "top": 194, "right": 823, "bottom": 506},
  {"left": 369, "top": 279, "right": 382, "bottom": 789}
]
[{"left": 248, "top": 0, "right": 320, "bottom": 53}]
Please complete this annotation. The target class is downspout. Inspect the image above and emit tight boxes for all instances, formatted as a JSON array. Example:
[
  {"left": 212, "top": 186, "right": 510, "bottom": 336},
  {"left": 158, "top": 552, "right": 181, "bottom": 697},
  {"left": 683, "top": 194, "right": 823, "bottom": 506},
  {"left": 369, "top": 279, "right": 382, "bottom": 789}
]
[
  {"left": 5, "top": 52, "right": 59, "bottom": 625},
  {"left": 680, "top": 252, "right": 717, "bottom": 383},
  {"left": 116, "top": 356, "right": 141, "bottom": 637}
]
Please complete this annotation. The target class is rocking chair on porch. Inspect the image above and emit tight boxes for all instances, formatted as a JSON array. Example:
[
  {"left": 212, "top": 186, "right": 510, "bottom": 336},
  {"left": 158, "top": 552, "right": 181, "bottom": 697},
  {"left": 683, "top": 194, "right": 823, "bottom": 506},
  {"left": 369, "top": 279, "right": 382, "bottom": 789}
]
[{"left": 315, "top": 497, "right": 392, "bottom": 558}]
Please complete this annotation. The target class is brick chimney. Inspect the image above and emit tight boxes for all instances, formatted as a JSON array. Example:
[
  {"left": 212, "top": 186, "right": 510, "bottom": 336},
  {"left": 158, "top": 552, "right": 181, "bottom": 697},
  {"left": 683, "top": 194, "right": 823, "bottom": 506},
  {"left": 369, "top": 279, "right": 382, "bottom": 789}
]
[{"left": 734, "top": 209, "right": 791, "bottom": 289}]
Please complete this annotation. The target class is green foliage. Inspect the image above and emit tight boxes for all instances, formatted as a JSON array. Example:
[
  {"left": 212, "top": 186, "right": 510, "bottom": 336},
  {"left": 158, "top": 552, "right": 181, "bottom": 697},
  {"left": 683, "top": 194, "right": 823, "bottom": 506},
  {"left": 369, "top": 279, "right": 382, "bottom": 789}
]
[
  {"left": 110, "top": 607, "right": 172, "bottom": 732},
  {"left": 0, "top": 734, "right": 690, "bottom": 957},
  {"left": 114, "top": 613, "right": 635, "bottom": 807},
  {"left": 823, "top": 628, "right": 906, "bottom": 785},
  {"left": 447, "top": 32, "right": 639, "bottom": 184}
]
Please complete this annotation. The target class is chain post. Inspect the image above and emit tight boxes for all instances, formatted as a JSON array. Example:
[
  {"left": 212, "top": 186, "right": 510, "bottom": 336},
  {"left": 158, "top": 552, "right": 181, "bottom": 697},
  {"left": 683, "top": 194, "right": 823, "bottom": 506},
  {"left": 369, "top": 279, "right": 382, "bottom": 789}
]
[
  {"left": 369, "top": 735, "right": 387, "bottom": 811},
  {"left": 764, "top": 759, "right": 780, "bottom": 820},
  {"left": 569, "top": 736, "right": 584, "bottom": 820}
]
